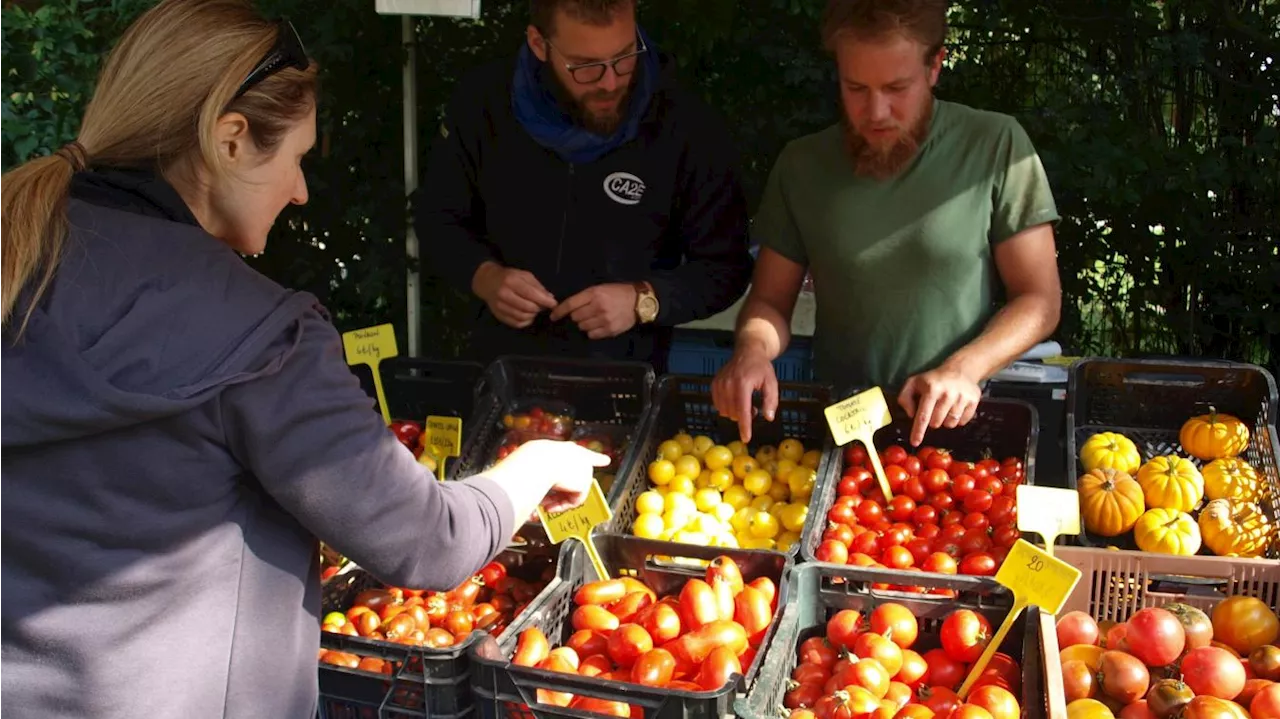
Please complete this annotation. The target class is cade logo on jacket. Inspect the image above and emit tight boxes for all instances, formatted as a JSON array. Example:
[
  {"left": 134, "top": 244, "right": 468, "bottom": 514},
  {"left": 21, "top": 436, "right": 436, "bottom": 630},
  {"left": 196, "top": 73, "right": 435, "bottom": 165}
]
[{"left": 603, "top": 171, "right": 646, "bottom": 205}]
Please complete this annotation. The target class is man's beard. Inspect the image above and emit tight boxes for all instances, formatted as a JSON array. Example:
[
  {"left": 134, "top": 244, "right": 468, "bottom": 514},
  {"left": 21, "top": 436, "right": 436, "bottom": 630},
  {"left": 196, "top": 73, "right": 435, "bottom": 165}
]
[
  {"left": 548, "top": 70, "right": 632, "bottom": 136},
  {"left": 842, "top": 97, "right": 934, "bottom": 180}
]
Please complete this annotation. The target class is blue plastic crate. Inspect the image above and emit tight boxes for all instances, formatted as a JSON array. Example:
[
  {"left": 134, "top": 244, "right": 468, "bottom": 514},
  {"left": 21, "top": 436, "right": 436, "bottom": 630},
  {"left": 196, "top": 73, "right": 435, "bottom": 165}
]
[{"left": 667, "top": 329, "right": 814, "bottom": 382}]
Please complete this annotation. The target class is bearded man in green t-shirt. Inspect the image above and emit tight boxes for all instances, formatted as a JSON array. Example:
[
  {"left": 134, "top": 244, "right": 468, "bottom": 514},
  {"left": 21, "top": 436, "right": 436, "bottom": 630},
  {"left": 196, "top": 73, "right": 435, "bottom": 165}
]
[{"left": 713, "top": 0, "right": 1062, "bottom": 446}]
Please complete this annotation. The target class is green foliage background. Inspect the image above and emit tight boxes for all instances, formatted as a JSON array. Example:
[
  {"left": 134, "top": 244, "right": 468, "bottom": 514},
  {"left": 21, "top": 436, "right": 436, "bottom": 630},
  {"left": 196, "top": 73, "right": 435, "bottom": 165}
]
[{"left": 4, "top": 0, "right": 1278, "bottom": 370}]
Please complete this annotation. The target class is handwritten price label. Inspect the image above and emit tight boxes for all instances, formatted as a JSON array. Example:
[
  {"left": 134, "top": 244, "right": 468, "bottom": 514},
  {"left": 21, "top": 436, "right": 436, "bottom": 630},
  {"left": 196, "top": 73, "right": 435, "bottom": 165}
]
[
  {"left": 425, "top": 416, "right": 462, "bottom": 456},
  {"left": 959, "top": 539, "right": 1081, "bottom": 698},
  {"left": 995, "top": 538, "right": 1081, "bottom": 614},
  {"left": 341, "top": 323, "right": 398, "bottom": 426},
  {"left": 824, "top": 387, "right": 893, "bottom": 446},
  {"left": 423, "top": 415, "right": 462, "bottom": 480},
  {"left": 1016, "top": 485, "right": 1081, "bottom": 556},
  {"left": 537, "top": 480, "right": 613, "bottom": 579},
  {"left": 824, "top": 387, "right": 895, "bottom": 500}
]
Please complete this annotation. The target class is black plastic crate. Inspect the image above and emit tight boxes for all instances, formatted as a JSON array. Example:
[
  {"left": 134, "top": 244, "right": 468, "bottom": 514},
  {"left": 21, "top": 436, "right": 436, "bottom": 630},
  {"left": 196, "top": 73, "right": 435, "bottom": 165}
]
[
  {"left": 449, "top": 356, "right": 656, "bottom": 502},
  {"left": 469, "top": 534, "right": 792, "bottom": 719},
  {"left": 606, "top": 374, "right": 839, "bottom": 558},
  {"left": 318, "top": 534, "right": 562, "bottom": 719},
  {"left": 1064, "top": 358, "right": 1280, "bottom": 557},
  {"left": 318, "top": 646, "right": 403, "bottom": 719},
  {"left": 799, "top": 396, "right": 1040, "bottom": 578},
  {"left": 351, "top": 358, "right": 486, "bottom": 425},
  {"left": 735, "top": 563, "right": 1044, "bottom": 719}
]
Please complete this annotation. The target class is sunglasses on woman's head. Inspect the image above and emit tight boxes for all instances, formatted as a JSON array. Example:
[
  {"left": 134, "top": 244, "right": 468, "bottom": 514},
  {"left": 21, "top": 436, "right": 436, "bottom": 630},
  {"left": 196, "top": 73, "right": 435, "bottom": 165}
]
[{"left": 233, "top": 20, "right": 309, "bottom": 100}]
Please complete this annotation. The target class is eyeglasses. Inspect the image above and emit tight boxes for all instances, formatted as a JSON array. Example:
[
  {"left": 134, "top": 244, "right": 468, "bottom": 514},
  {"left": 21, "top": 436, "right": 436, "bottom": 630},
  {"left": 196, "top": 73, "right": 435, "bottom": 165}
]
[
  {"left": 233, "top": 20, "right": 310, "bottom": 100},
  {"left": 544, "top": 32, "right": 647, "bottom": 85}
]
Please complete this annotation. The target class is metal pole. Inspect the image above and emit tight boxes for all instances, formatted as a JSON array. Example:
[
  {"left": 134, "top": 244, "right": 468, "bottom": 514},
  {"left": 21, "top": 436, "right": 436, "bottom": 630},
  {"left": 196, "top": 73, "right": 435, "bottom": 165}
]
[{"left": 402, "top": 14, "right": 422, "bottom": 356}]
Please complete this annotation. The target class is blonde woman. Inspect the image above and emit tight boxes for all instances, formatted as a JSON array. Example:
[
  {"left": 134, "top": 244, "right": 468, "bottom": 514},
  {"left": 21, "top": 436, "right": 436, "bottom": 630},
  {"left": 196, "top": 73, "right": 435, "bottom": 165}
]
[{"left": 0, "top": 1, "right": 606, "bottom": 716}]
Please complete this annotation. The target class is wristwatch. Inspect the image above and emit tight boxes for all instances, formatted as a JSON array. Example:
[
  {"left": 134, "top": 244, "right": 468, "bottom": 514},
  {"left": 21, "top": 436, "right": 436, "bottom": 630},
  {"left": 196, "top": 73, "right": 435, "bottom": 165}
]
[{"left": 634, "top": 281, "right": 659, "bottom": 324}]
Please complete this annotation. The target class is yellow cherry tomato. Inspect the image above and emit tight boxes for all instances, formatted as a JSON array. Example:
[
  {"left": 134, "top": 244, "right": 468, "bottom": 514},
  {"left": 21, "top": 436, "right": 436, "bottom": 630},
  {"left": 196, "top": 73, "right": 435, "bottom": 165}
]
[
  {"left": 722, "top": 485, "right": 752, "bottom": 510},
  {"left": 787, "top": 466, "right": 817, "bottom": 501},
  {"left": 635, "top": 490, "right": 664, "bottom": 515},
  {"left": 668, "top": 475, "right": 696, "bottom": 497},
  {"left": 779, "top": 503, "right": 809, "bottom": 533},
  {"left": 674, "top": 455, "right": 702, "bottom": 480},
  {"left": 695, "top": 488, "right": 722, "bottom": 513},
  {"left": 692, "top": 436, "right": 714, "bottom": 458},
  {"left": 633, "top": 513, "right": 664, "bottom": 539},
  {"left": 801, "top": 449, "right": 822, "bottom": 470},
  {"left": 708, "top": 469, "right": 735, "bottom": 492},
  {"left": 673, "top": 432, "right": 695, "bottom": 454},
  {"left": 657, "top": 440, "right": 684, "bottom": 463},
  {"left": 778, "top": 438, "right": 805, "bottom": 462},
  {"left": 648, "top": 459, "right": 675, "bottom": 486},
  {"left": 777, "top": 531, "right": 801, "bottom": 552},
  {"left": 743, "top": 469, "right": 773, "bottom": 496},
  {"left": 731, "top": 455, "right": 758, "bottom": 480},
  {"left": 713, "top": 502, "right": 736, "bottom": 523},
  {"left": 748, "top": 511, "right": 780, "bottom": 539},
  {"left": 703, "top": 445, "right": 734, "bottom": 471},
  {"left": 727, "top": 441, "right": 748, "bottom": 457},
  {"left": 750, "top": 495, "right": 775, "bottom": 513},
  {"left": 755, "top": 446, "right": 778, "bottom": 465},
  {"left": 769, "top": 481, "right": 791, "bottom": 502}
]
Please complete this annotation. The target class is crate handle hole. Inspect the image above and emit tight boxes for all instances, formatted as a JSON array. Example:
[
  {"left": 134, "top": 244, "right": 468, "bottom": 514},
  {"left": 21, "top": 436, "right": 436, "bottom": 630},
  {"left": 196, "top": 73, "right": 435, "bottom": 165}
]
[
  {"left": 1145, "top": 574, "right": 1229, "bottom": 597},
  {"left": 1123, "top": 373, "right": 1208, "bottom": 388}
]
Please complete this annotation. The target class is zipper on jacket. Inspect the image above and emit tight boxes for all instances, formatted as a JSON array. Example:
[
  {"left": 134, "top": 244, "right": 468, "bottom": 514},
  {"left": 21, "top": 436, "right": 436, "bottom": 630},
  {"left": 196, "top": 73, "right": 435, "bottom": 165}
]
[{"left": 555, "top": 163, "right": 574, "bottom": 277}]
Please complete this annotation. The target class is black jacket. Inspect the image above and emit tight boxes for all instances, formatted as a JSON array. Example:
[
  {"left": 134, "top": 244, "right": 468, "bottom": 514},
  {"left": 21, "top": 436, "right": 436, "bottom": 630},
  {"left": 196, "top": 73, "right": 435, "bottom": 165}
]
[{"left": 413, "top": 52, "right": 753, "bottom": 369}]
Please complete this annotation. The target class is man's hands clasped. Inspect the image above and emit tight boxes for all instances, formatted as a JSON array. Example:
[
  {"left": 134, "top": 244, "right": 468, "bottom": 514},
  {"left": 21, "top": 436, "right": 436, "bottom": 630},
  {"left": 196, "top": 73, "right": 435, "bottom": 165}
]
[
  {"left": 473, "top": 262, "right": 638, "bottom": 339},
  {"left": 472, "top": 262, "right": 557, "bottom": 329},
  {"left": 550, "top": 283, "right": 638, "bottom": 339}
]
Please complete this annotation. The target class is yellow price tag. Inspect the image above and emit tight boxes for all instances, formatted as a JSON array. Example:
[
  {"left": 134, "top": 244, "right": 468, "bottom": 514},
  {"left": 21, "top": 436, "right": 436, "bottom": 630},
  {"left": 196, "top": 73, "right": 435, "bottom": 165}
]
[
  {"left": 1016, "top": 485, "right": 1081, "bottom": 556},
  {"left": 537, "top": 480, "right": 613, "bottom": 580},
  {"left": 424, "top": 415, "right": 462, "bottom": 479},
  {"left": 824, "top": 387, "right": 895, "bottom": 500},
  {"left": 341, "top": 323, "right": 398, "bottom": 426},
  {"left": 958, "top": 539, "right": 1082, "bottom": 698}
]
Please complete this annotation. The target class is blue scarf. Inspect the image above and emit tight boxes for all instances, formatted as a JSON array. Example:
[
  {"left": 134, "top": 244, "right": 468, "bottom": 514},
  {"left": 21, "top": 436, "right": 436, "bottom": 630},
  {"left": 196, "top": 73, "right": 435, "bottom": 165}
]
[{"left": 512, "top": 27, "right": 659, "bottom": 164}]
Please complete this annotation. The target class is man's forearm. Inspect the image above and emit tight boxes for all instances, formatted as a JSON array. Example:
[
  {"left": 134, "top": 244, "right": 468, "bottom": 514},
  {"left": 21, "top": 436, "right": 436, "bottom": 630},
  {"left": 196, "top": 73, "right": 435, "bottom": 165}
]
[
  {"left": 734, "top": 292, "right": 792, "bottom": 361},
  {"left": 941, "top": 292, "right": 1061, "bottom": 381}
]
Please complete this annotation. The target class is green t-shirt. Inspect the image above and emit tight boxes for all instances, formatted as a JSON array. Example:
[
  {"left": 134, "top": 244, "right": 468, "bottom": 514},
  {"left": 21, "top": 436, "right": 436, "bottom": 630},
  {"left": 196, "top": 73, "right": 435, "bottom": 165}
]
[{"left": 754, "top": 99, "right": 1060, "bottom": 392}]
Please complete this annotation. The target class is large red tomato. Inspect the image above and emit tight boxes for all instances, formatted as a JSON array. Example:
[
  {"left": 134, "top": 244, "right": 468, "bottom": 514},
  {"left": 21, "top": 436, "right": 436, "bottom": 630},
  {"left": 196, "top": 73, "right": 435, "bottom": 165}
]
[
  {"left": 922, "top": 647, "right": 966, "bottom": 689},
  {"left": 1054, "top": 606, "right": 1105, "bottom": 647},
  {"left": 1062, "top": 660, "right": 1097, "bottom": 702},
  {"left": 871, "top": 603, "right": 919, "bottom": 649},
  {"left": 1252, "top": 683, "right": 1280, "bottom": 719},
  {"left": 1125, "top": 608, "right": 1186, "bottom": 668},
  {"left": 828, "top": 609, "right": 864, "bottom": 651},
  {"left": 1181, "top": 646, "right": 1247, "bottom": 701},
  {"left": 1098, "top": 650, "right": 1150, "bottom": 704},
  {"left": 969, "top": 685, "right": 1020, "bottom": 719},
  {"left": 1213, "top": 597, "right": 1280, "bottom": 656}
]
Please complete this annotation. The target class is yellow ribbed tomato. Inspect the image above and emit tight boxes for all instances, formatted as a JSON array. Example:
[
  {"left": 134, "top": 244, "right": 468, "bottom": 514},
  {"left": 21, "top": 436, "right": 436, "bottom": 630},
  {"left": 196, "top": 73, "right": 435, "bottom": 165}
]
[
  {"left": 1134, "top": 508, "right": 1202, "bottom": 555},
  {"left": 1080, "top": 432, "right": 1143, "bottom": 475},
  {"left": 1180, "top": 409, "right": 1250, "bottom": 461},
  {"left": 1137, "top": 456, "right": 1204, "bottom": 512},
  {"left": 1198, "top": 497, "right": 1274, "bottom": 558},
  {"left": 1077, "top": 468, "right": 1146, "bottom": 537},
  {"left": 1203, "top": 458, "right": 1263, "bottom": 502}
]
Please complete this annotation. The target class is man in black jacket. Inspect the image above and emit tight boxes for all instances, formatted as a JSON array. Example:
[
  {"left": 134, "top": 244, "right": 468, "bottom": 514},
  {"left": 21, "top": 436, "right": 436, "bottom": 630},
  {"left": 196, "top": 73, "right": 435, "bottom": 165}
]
[{"left": 414, "top": 0, "right": 753, "bottom": 371}]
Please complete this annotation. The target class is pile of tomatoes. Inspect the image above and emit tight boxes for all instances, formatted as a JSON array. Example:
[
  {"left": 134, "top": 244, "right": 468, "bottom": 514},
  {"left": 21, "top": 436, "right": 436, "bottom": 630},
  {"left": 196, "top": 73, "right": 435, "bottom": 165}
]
[
  {"left": 318, "top": 554, "right": 555, "bottom": 670},
  {"left": 783, "top": 602, "right": 1023, "bottom": 719},
  {"left": 814, "top": 445, "right": 1025, "bottom": 579},
  {"left": 1056, "top": 596, "right": 1280, "bottom": 719},
  {"left": 505, "top": 555, "right": 778, "bottom": 717}
]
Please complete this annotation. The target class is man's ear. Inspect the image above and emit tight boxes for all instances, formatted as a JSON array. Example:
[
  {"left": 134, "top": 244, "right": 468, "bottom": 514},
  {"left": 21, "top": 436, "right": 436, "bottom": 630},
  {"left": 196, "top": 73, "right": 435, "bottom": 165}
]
[
  {"left": 214, "top": 112, "right": 251, "bottom": 166},
  {"left": 928, "top": 46, "right": 946, "bottom": 87},
  {"left": 527, "top": 24, "right": 549, "bottom": 62}
]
